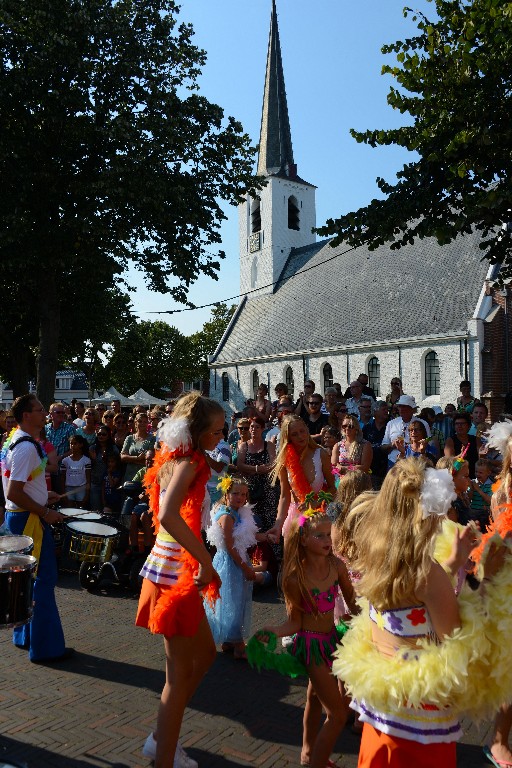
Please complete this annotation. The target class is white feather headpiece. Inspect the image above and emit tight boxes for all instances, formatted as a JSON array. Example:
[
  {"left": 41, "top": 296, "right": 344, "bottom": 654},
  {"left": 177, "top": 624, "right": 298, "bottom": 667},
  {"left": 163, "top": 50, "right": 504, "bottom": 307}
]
[
  {"left": 486, "top": 419, "right": 512, "bottom": 459},
  {"left": 420, "top": 468, "right": 456, "bottom": 519},
  {"left": 157, "top": 416, "right": 191, "bottom": 452}
]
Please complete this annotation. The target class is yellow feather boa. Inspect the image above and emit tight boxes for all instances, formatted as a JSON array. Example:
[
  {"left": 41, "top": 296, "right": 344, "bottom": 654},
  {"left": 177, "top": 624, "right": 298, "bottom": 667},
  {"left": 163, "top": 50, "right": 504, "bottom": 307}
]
[{"left": 333, "top": 528, "right": 512, "bottom": 721}]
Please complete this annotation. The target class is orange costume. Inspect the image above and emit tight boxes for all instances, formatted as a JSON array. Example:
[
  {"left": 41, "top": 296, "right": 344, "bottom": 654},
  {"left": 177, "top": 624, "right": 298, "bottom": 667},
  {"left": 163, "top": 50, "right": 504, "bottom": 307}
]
[{"left": 136, "top": 445, "right": 220, "bottom": 638}]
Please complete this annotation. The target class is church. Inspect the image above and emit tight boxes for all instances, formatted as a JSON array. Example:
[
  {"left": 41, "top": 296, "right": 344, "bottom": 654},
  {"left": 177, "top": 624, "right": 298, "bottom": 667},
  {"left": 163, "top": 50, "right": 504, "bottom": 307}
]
[{"left": 209, "top": 1, "right": 510, "bottom": 420}]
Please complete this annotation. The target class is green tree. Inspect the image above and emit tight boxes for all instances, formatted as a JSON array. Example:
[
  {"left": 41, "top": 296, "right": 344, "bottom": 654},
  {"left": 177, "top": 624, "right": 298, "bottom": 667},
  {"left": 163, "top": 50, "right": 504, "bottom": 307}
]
[
  {"left": 104, "top": 320, "right": 189, "bottom": 395},
  {"left": 0, "top": 0, "right": 261, "bottom": 404},
  {"left": 318, "top": 0, "right": 512, "bottom": 276},
  {"left": 188, "top": 303, "right": 236, "bottom": 383}
]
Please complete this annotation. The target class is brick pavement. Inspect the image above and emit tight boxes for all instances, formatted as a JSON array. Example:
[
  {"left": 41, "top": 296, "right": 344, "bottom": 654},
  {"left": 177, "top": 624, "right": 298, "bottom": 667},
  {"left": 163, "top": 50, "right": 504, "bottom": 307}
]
[{"left": 0, "top": 569, "right": 496, "bottom": 767}]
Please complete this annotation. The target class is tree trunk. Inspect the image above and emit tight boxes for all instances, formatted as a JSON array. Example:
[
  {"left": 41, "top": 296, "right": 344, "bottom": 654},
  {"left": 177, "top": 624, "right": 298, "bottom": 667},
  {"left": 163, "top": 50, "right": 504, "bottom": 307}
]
[{"left": 36, "top": 273, "right": 61, "bottom": 409}]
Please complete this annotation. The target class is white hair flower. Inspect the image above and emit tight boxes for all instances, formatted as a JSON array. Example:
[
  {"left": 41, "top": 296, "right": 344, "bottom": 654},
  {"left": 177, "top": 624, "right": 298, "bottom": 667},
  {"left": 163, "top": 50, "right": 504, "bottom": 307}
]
[
  {"left": 157, "top": 416, "right": 191, "bottom": 452},
  {"left": 486, "top": 420, "right": 512, "bottom": 459},
  {"left": 420, "top": 468, "right": 456, "bottom": 519}
]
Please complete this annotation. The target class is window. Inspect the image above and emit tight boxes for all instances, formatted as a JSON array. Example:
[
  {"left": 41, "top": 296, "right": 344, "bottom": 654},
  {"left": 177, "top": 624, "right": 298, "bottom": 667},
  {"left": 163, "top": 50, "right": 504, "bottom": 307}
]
[
  {"left": 251, "top": 257, "right": 257, "bottom": 289},
  {"left": 285, "top": 366, "right": 294, "bottom": 398},
  {"left": 425, "top": 351, "right": 440, "bottom": 396},
  {"left": 322, "top": 363, "right": 333, "bottom": 393},
  {"left": 367, "top": 356, "right": 380, "bottom": 397},
  {"left": 252, "top": 370, "right": 259, "bottom": 399},
  {"left": 250, "top": 196, "right": 261, "bottom": 233},
  {"left": 222, "top": 373, "right": 229, "bottom": 402},
  {"left": 288, "top": 196, "right": 300, "bottom": 230}
]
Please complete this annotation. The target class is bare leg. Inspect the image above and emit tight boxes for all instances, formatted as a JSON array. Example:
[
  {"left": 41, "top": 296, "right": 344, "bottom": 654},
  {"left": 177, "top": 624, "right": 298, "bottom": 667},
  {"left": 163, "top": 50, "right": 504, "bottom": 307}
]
[
  {"left": 306, "top": 663, "right": 348, "bottom": 768},
  {"left": 154, "top": 616, "right": 216, "bottom": 768},
  {"left": 129, "top": 514, "right": 138, "bottom": 548},
  {"left": 490, "top": 704, "right": 512, "bottom": 764},
  {"left": 301, "top": 679, "right": 323, "bottom": 765}
]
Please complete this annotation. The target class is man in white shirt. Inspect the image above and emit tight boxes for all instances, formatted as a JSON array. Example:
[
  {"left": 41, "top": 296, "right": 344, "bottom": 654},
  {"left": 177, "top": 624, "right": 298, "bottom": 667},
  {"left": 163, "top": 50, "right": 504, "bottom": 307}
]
[
  {"left": 346, "top": 380, "right": 375, "bottom": 416},
  {"left": 2, "top": 394, "right": 72, "bottom": 663},
  {"left": 381, "top": 395, "right": 431, "bottom": 469}
]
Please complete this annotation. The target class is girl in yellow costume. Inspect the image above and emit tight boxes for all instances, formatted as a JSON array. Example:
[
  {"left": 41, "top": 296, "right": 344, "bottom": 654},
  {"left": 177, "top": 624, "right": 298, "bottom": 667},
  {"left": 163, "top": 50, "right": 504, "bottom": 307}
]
[
  {"left": 332, "top": 457, "right": 511, "bottom": 768},
  {"left": 135, "top": 392, "right": 224, "bottom": 768}
]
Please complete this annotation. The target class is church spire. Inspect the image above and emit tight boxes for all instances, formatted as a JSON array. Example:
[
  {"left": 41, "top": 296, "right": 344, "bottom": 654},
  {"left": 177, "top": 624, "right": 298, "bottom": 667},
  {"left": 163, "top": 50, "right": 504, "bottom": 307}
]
[{"left": 257, "top": 0, "right": 297, "bottom": 179}]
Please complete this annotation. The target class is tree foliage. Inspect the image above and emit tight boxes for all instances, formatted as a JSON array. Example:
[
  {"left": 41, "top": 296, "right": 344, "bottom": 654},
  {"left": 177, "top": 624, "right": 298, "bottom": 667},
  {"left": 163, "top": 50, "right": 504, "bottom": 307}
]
[
  {"left": 318, "top": 0, "right": 512, "bottom": 276},
  {"left": 103, "top": 320, "right": 190, "bottom": 395},
  {"left": 0, "top": 0, "right": 261, "bottom": 403}
]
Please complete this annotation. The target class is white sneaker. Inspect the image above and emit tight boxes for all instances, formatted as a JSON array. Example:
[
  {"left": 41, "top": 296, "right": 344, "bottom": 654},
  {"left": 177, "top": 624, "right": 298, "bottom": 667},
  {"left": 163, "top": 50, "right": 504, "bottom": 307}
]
[
  {"left": 142, "top": 732, "right": 198, "bottom": 768},
  {"left": 175, "top": 742, "right": 198, "bottom": 768},
  {"left": 142, "top": 732, "right": 157, "bottom": 760},
  {"left": 281, "top": 635, "right": 293, "bottom": 648}
]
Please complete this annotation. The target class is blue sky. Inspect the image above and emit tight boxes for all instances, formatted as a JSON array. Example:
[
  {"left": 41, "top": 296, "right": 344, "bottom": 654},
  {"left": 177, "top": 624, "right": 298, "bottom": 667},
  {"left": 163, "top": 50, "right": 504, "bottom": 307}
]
[{"left": 131, "top": 0, "right": 433, "bottom": 334}]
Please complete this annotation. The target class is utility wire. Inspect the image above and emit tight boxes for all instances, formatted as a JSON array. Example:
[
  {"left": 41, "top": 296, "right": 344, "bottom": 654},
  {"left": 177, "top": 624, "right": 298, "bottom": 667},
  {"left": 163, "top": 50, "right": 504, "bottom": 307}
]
[{"left": 146, "top": 241, "right": 358, "bottom": 315}]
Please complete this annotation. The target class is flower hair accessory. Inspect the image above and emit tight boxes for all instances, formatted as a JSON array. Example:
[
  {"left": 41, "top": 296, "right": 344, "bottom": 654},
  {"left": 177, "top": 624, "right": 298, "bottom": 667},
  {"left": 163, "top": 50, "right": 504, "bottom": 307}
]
[
  {"left": 486, "top": 419, "right": 512, "bottom": 459},
  {"left": 157, "top": 417, "right": 191, "bottom": 452},
  {"left": 217, "top": 475, "right": 234, "bottom": 495},
  {"left": 298, "top": 491, "right": 334, "bottom": 529},
  {"left": 420, "top": 468, "right": 457, "bottom": 519}
]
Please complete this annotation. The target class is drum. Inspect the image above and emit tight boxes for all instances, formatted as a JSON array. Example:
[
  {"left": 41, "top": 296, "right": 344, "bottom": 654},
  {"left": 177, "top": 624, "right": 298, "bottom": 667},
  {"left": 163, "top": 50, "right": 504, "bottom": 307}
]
[
  {"left": 66, "top": 521, "right": 120, "bottom": 564},
  {"left": 0, "top": 554, "right": 37, "bottom": 629},
  {"left": 59, "top": 508, "right": 103, "bottom": 522},
  {"left": 0, "top": 535, "right": 34, "bottom": 555}
]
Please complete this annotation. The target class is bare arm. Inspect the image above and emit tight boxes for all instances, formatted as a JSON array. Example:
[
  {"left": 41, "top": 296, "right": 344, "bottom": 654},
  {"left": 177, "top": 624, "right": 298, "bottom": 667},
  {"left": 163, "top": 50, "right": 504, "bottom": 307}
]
[
  {"left": 320, "top": 448, "right": 336, "bottom": 496},
  {"left": 158, "top": 458, "right": 214, "bottom": 585},
  {"left": 6, "top": 479, "right": 63, "bottom": 525},
  {"left": 262, "top": 578, "right": 302, "bottom": 637},
  {"left": 444, "top": 437, "right": 455, "bottom": 457},
  {"left": 416, "top": 560, "right": 461, "bottom": 640},
  {"left": 267, "top": 468, "right": 291, "bottom": 542},
  {"left": 337, "top": 558, "right": 359, "bottom": 616},
  {"left": 354, "top": 441, "right": 373, "bottom": 474},
  {"left": 45, "top": 448, "right": 59, "bottom": 475}
]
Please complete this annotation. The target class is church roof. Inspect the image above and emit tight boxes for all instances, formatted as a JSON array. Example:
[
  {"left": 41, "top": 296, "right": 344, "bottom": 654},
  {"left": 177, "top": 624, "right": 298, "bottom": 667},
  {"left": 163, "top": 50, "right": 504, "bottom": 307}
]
[
  {"left": 256, "top": 1, "right": 312, "bottom": 186},
  {"left": 211, "top": 230, "right": 491, "bottom": 364}
]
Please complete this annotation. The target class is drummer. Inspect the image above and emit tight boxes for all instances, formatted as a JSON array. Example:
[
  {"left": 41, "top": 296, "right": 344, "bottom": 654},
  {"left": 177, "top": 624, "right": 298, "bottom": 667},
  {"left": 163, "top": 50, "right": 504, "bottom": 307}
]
[{"left": 0, "top": 394, "right": 74, "bottom": 663}]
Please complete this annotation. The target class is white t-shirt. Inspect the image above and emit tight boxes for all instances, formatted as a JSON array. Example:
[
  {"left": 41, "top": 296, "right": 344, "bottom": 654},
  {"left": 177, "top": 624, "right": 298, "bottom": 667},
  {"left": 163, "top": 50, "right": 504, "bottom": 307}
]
[
  {"left": 73, "top": 417, "right": 86, "bottom": 428},
  {"left": 1, "top": 429, "right": 48, "bottom": 510},
  {"left": 61, "top": 455, "right": 92, "bottom": 487}
]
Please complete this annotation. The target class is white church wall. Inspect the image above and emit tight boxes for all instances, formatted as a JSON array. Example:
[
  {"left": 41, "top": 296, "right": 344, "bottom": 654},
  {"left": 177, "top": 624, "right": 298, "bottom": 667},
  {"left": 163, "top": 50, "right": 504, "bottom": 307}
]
[{"left": 209, "top": 335, "right": 480, "bottom": 419}]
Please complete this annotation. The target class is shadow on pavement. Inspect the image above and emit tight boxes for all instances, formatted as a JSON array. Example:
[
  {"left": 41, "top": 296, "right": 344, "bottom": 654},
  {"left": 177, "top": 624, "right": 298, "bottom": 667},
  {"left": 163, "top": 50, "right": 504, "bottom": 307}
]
[{"left": 0, "top": 736, "right": 129, "bottom": 768}]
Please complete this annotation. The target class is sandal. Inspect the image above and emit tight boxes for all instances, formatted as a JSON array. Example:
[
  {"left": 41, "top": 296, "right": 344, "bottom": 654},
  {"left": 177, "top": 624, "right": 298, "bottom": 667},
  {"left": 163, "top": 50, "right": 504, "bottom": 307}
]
[{"left": 483, "top": 745, "right": 512, "bottom": 768}]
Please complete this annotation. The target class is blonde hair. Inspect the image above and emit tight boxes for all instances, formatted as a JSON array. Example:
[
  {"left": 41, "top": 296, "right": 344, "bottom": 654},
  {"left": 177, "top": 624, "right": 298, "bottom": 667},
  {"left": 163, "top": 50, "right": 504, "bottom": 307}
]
[
  {"left": 331, "top": 471, "right": 373, "bottom": 560},
  {"left": 348, "top": 458, "right": 441, "bottom": 611},
  {"left": 341, "top": 413, "right": 363, "bottom": 442},
  {"left": 222, "top": 478, "right": 250, "bottom": 506},
  {"left": 436, "top": 456, "right": 468, "bottom": 476},
  {"left": 494, "top": 435, "right": 512, "bottom": 506},
  {"left": 271, "top": 414, "right": 318, "bottom": 484},
  {"left": 157, "top": 392, "right": 224, "bottom": 485},
  {"left": 281, "top": 512, "right": 335, "bottom": 617}
]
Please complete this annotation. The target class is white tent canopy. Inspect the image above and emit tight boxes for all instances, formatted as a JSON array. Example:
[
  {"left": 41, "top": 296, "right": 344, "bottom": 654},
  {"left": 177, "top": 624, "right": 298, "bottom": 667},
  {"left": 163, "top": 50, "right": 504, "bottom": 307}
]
[
  {"left": 91, "top": 386, "right": 133, "bottom": 407},
  {"left": 128, "top": 388, "right": 167, "bottom": 407}
]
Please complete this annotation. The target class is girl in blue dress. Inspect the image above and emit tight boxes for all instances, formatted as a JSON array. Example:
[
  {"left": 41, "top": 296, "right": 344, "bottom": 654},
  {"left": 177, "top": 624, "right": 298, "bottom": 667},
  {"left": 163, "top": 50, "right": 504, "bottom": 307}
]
[{"left": 205, "top": 477, "right": 257, "bottom": 659}]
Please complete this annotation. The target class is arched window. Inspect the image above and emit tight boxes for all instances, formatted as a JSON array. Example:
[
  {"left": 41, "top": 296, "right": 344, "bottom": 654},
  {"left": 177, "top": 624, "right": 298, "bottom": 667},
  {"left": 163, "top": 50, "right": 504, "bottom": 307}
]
[
  {"left": 222, "top": 372, "right": 229, "bottom": 402},
  {"left": 322, "top": 363, "right": 333, "bottom": 393},
  {"left": 251, "top": 257, "right": 258, "bottom": 289},
  {"left": 285, "top": 366, "right": 294, "bottom": 398},
  {"left": 425, "top": 351, "right": 440, "bottom": 396},
  {"left": 252, "top": 370, "right": 259, "bottom": 399},
  {"left": 367, "top": 356, "right": 380, "bottom": 397},
  {"left": 250, "top": 196, "right": 261, "bottom": 233},
  {"left": 288, "top": 195, "right": 300, "bottom": 231}
]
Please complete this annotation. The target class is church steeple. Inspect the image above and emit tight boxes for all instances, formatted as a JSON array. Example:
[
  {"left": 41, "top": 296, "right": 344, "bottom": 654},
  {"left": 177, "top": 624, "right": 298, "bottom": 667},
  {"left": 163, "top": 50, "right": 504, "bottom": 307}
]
[
  {"left": 257, "top": 0, "right": 297, "bottom": 179},
  {"left": 239, "top": 0, "right": 316, "bottom": 298}
]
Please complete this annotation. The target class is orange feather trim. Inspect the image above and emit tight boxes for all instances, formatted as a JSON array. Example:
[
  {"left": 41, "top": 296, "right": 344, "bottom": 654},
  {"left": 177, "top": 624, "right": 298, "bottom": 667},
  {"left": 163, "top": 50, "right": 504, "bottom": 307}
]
[
  {"left": 286, "top": 444, "right": 326, "bottom": 502},
  {"left": 142, "top": 445, "right": 220, "bottom": 635},
  {"left": 472, "top": 480, "right": 512, "bottom": 566}
]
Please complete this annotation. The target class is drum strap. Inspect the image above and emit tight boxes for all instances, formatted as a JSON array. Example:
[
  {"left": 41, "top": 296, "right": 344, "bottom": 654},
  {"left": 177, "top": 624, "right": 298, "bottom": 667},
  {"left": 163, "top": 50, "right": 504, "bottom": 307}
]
[{"left": 8, "top": 437, "right": 46, "bottom": 572}]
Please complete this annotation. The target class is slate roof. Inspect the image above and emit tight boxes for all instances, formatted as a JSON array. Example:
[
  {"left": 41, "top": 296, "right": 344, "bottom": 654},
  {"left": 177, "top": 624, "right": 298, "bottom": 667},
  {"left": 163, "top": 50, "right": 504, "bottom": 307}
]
[{"left": 211, "top": 230, "right": 492, "bottom": 364}]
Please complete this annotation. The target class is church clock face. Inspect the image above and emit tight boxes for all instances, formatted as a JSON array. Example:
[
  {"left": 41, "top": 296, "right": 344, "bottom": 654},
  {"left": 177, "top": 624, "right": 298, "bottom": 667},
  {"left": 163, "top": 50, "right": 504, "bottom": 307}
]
[{"left": 249, "top": 232, "right": 261, "bottom": 253}]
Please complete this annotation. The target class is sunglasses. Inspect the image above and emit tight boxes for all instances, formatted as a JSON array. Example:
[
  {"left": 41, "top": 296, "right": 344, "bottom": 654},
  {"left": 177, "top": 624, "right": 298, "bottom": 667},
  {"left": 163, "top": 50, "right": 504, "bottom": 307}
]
[
  {"left": 238, "top": 426, "right": 249, "bottom": 431},
  {"left": 342, "top": 424, "right": 356, "bottom": 429},
  {"left": 308, "top": 401, "right": 321, "bottom": 406},
  {"left": 98, "top": 432, "right": 109, "bottom": 437}
]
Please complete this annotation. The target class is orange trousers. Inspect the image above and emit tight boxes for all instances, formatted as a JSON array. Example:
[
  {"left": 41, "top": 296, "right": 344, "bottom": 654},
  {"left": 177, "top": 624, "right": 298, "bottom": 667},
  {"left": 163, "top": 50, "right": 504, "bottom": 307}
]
[{"left": 358, "top": 723, "right": 456, "bottom": 768}]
